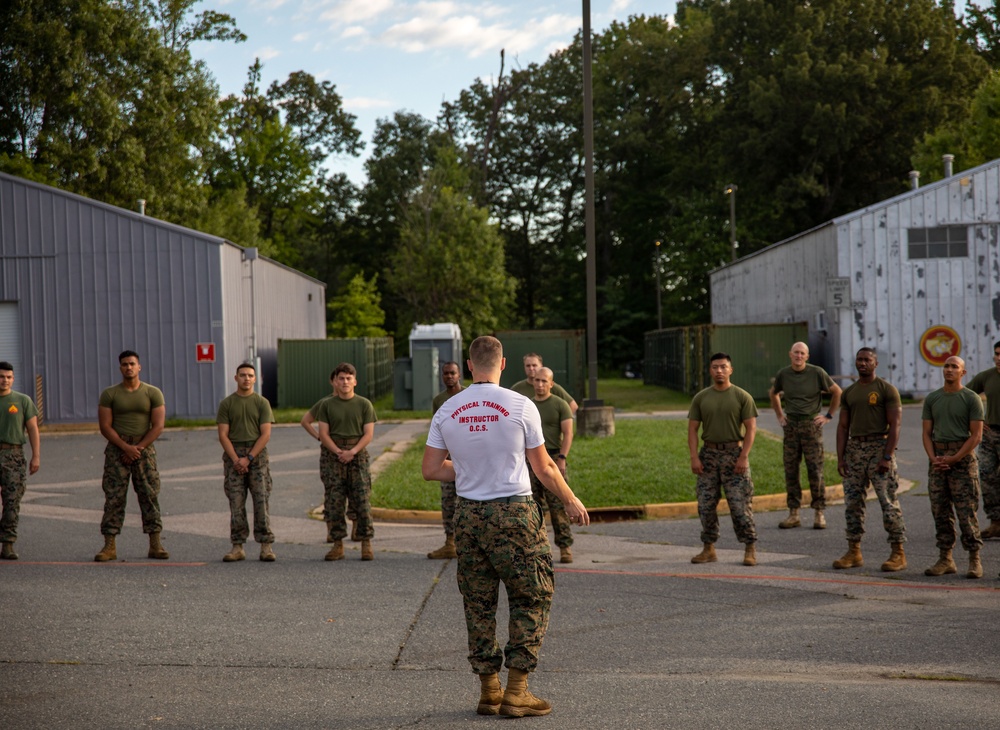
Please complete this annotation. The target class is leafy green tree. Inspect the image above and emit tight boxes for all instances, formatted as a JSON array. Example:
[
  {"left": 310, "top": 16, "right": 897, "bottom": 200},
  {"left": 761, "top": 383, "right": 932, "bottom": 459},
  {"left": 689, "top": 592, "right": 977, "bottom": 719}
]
[
  {"left": 327, "top": 273, "right": 387, "bottom": 337},
  {"left": 387, "top": 154, "right": 515, "bottom": 340}
]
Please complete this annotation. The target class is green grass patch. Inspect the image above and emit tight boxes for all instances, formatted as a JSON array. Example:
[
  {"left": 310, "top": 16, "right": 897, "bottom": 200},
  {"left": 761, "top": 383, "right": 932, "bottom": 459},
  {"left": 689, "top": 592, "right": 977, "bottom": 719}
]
[
  {"left": 589, "top": 379, "right": 690, "bottom": 412},
  {"left": 372, "top": 419, "right": 840, "bottom": 510}
]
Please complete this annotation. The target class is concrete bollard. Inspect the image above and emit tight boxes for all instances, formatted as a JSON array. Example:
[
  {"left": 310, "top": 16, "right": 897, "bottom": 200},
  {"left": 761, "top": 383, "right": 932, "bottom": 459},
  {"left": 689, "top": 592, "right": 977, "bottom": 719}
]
[{"left": 578, "top": 405, "right": 615, "bottom": 437}]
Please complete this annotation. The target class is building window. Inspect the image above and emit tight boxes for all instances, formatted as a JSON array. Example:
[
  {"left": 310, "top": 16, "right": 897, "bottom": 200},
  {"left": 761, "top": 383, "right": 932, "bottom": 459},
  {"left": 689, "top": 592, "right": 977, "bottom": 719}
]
[{"left": 907, "top": 226, "right": 968, "bottom": 259}]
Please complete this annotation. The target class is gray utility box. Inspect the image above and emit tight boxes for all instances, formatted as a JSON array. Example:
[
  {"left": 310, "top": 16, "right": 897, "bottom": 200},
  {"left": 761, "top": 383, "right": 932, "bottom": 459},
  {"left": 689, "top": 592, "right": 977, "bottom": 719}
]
[
  {"left": 409, "top": 323, "right": 463, "bottom": 371},
  {"left": 393, "top": 349, "right": 440, "bottom": 411}
]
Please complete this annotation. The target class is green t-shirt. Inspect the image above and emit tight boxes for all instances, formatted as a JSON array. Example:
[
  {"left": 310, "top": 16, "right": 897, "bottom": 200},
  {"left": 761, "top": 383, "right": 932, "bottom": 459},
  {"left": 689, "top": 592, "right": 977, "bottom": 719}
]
[
  {"left": 0, "top": 391, "right": 38, "bottom": 445},
  {"left": 315, "top": 395, "right": 377, "bottom": 439},
  {"left": 433, "top": 387, "right": 463, "bottom": 414},
  {"left": 99, "top": 382, "right": 165, "bottom": 437},
  {"left": 511, "top": 379, "right": 573, "bottom": 405},
  {"left": 773, "top": 364, "right": 836, "bottom": 417},
  {"left": 532, "top": 395, "right": 573, "bottom": 451},
  {"left": 967, "top": 368, "right": 1000, "bottom": 425},
  {"left": 841, "top": 377, "right": 901, "bottom": 437},
  {"left": 216, "top": 392, "right": 275, "bottom": 442},
  {"left": 921, "top": 387, "right": 984, "bottom": 442},
  {"left": 688, "top": 385, "right": 758, "bottom": 443}
]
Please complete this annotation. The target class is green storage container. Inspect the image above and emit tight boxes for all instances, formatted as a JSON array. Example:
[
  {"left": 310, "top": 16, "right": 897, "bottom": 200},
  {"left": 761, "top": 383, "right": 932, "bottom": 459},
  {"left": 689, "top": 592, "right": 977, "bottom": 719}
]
[
  {"left": 277, "top": 337, "right": 394, "bottom": 408},
  {"left": 493, "top": 329, "right": 586, "bottom": 400}
]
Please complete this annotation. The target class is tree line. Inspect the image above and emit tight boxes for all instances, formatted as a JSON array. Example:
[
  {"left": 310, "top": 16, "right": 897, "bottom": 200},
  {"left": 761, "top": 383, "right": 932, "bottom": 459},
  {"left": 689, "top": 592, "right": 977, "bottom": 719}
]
[{"left": 4, "top": 0, "right": 1000, "bottom": 367}]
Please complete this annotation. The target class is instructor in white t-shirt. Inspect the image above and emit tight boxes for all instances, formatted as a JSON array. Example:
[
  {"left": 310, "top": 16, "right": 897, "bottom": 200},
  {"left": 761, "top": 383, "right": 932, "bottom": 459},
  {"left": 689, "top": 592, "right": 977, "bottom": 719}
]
[{"left": 422, "top": 335, "right": 589, "bottom": 719}]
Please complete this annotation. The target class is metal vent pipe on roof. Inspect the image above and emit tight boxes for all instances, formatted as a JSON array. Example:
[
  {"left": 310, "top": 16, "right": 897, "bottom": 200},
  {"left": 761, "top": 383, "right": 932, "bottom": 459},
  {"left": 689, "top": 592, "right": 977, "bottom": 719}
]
[
  {"left": 137, "top": 199, "right": 146, "bottom": 216},
  {"left": 943, "top": 154, "right": 954, "bottom": 178},
  {"left": 909, "top": 171, "right": 920, "bottom": 189}
]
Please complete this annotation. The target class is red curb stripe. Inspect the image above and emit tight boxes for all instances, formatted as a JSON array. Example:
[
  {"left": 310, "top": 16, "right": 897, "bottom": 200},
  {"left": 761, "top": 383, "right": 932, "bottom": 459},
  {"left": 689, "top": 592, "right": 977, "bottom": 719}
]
[{"left": 555, "top": 567, "right": 1000, "bottom": 592}]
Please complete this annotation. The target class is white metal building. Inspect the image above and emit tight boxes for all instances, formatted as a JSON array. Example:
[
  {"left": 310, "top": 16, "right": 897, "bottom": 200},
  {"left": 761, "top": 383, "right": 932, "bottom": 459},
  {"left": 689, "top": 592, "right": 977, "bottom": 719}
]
[
  {"left": 710, "top": 158, "right": 1000, "bottom": 396},
  {"left": 0, "top": 173, "right": 325, "bottom": 421}
]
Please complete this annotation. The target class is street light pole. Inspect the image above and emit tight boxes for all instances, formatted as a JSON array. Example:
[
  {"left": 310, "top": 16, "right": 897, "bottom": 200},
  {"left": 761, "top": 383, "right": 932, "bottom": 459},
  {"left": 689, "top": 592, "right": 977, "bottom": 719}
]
[
  {"left": 654, "top": 240, "right": 662, "bottom": 330},
  {"left": 724, "top": 183, "right": 738, "bottom": 262}
]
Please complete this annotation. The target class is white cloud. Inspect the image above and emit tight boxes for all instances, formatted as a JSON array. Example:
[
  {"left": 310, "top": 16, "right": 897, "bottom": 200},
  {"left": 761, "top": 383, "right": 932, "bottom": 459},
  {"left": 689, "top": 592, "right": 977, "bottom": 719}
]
[
  {"left": 257, "top": 46, "right": 282, "bottom": 61},
  {"left": 379, "top": 12, "right": 577, "bottom": 57},
  {"left": 318, "top": 0, "right": 394, "bottom": 25},
  {"left": 344, "top": 96, "right": 394, "bottom": 110},
  {"left": 609, "top": 0, "right": 633, "bottom": 13},
  {"left": 341, "top": 26, "right": 368, "bottom": 39},
  {"left": 292, "top": 32, "right": 310, "bottom": 42}
]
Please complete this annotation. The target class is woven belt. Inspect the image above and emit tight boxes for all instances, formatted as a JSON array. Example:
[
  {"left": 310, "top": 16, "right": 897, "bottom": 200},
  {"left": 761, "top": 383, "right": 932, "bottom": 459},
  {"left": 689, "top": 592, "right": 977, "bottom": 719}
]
[
  {"left": 934, "top": 441, "right": 966, "bottom": 450},
  {"left": 850, "top": 434, "right": 887, "bottom": 442},
  {"left": 333, "top": 437, "right": 361, "bottom": 448},
  {"left": 704, "top": 441, "right": 742, "bottom": 450},
  {"left": 460, "top": 495, "right": 533, "bottom": 504},
  {"left": 0, "top": 443, "right": 23, "bottom": 450}
]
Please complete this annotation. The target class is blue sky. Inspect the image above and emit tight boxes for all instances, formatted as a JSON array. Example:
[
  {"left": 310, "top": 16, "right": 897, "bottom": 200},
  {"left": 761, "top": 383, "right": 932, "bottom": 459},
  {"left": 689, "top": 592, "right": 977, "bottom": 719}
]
[{"left": 191, "top": 0, "right": 677, "bottom": 183}]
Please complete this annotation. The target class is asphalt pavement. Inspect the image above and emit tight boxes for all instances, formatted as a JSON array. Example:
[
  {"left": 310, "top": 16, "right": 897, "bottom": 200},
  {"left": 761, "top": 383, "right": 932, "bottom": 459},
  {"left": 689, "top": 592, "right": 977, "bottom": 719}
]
[{"left": 2, "top": 408, "right": 998, "bottom": 729}]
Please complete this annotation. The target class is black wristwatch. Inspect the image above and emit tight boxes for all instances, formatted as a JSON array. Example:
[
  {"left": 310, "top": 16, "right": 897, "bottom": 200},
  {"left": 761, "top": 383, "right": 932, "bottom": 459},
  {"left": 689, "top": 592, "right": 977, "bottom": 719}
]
[
  {"left": 882, "top": 454, "right": 892, "bottom": 461},
  {"left": 246, "top": 453, "right": 255, "bottom": 463},
  {"left": 555, "top": 454, "right": 567, "bottom": 461},
  {"left": 825, "top": 412, "right": 834, "bottom": 420}
]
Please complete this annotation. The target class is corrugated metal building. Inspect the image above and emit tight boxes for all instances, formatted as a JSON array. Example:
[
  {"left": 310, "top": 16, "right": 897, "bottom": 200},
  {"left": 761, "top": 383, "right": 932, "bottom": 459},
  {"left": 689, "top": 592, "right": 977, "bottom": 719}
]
[
  {"left": 710, "top": 158, "right": 1000, "bottom": 396},
  {"left": 0, "top": 172, "right": 325, "bottom": 421}
]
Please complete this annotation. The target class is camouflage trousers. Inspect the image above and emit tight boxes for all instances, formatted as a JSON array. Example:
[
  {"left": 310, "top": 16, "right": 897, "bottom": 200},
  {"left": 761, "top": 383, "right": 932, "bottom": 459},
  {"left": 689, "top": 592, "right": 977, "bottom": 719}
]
[
  {"left": 976, "top": 427, "right": 1000, "bottom": 523},
  {"left": 439, "top": 481, "right": 457, "bottom": 536},
  {"left": 528, "top": 458, "right": 573, "bottom": 549},
  {"left": 696, "top": 444, "right": 757, "bottom": 545},
  {"left": 101, "top": 442, "right": 163, "bottom": 536},
  {"left": 0, "top": 446, "right": 27, "bottom": 542},
  {"left": 842, "top": 439, "right": 906, "bottom": 544},
  {"left": 454, "top": 497, "right": 554, "bottom": 675},
  {"left": 320, "top": 447, "right": 373, "bottom": 541},
  {"left": 928, "top": 447, "right": 983, "bottom": 552},
  {"left": 782, "top": 418, "right": 826, "bottom": 509},
  {"left": 223, "top": 446, "right": 274, "bottom": 545}
]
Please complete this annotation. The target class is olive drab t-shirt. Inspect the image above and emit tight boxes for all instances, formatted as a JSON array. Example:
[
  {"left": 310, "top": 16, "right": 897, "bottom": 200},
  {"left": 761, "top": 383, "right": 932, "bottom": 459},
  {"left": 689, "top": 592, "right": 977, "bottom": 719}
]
[
  {"left": 921, "top": 387, "right": 984, "bottom": 443},
  {"left": 216, "top": 392, "right": 275, "bottom": 442},
  {"left": 314, "top": 395, "right": 377, "bottom": 439},
  {"left": 0, "top": 391, "right": 38, "bottom": 445},
  {"left": 841, "top": 378, "right": 901, "bottom": 438},
  {"left": 772, "top": 364, "right": 836, "bottom": 417},
  {"left": 531, "top": 395, "right": 573, "bottom": 451},
  {"left": 99, "top": 383, "right": 165, "bottom": 437},
  {"left": 967, "top": 368, "right": 1000, "bottom": 425},
  {"left": 688, "top": 385, "right": 758, "bottom": 444},
  {"left": 433, "top": 387, "right": 462, "bottom": 414}
]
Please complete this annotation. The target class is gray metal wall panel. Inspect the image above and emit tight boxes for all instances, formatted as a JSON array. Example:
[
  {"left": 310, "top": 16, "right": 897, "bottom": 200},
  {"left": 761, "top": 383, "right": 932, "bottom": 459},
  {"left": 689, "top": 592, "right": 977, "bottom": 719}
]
[{"left": 0, "top": 172, "right": 325, "bottom": 421}]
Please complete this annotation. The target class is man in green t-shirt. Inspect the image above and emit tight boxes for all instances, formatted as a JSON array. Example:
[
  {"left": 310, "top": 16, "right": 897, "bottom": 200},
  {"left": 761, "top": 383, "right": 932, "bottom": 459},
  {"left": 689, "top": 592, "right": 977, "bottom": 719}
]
[
  {"left": 510, "top": 353, "right": 578, "bottom": 415},
  {"left": 95, "top": 350, "right": 167, "bottom": 562},
  {"left": 217, "top": 363, "right": 276, "bottom": 562},
  {"left": 921, "top": 356, "right": 985, "bottom": 578},
  {"left": 687, "top": 352, "right": 759, "bottom": 567},
  {"left": 834, "top": 348, "right": 907, "bottom": 572},
  {"left": 530, "top": 367, "right": 575, "bottom": 563},
  {"left": 966, "top": 339, "right": 1000, "bottom": 540},
  {"left": 0, "top": 361, "right": 40, "bottom": 560},
  {"left": 769, "top": 342, "right": 841, "bottom": 529},
  {"left": 314, "top": 362, "right": 377, "bottom": 561},
  {"left": 428, "top": 361, "right": 463, "bottom": 560}
]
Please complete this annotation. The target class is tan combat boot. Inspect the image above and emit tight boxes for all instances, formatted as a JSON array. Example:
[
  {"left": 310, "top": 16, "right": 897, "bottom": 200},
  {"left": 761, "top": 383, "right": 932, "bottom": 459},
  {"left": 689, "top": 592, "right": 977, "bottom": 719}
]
[
  {"left": 813, "top": 509, "right": 826, "bottom": 529},
  {"left": 477, "top": 673, "right": 503, "bottom": 716},
  {"left": 691, "top": 543, "right": 717, "bottom": 564},
  {"left": 147, "top": 532, "right": 169, "bottom": 560},
  {"left": 350, "top": 520, "right": 360, "bottom": 542},
  {"left": 924, "top": 548, "right": 957, "bottom": 576},
  {"left": 832, "top": 541, "right": 863, "bottom": 569},
  {"left": 94, "top": 535, "right": 117, "bottom": 562},
  {"left": 325, "top": 540, "right": 345, "bottom": 561},
  {"left": 1, "top": 541, "right": 18, "bottom": 560},
  {"left": 980, "top": 521, "right": 1000, "bottom": 539},
  {"left": 559, "top": 546, "right": 573, "bottom": 564},
  {"left": 223, "top": 543, "right": 246, "bottom": 562},
  {"left": 427, "top": 535, "right": 457, "bottom": 559},
  {"left": 259, "top": 543, "right": 276, "bottom": 562},
  {"left": 967, "top": 549, "right": 983, "bottom": 579},
  {"left": 779, "top": 508, "right": 801, "bottom": 529},
  {"left": 361, "top": 539, "right": 374, "bottom": 561},
  {"left": 499, "top": 668, "right": 552, "bottom": 718},
  {"left": 743, "top": 543, "right": 757, "bottom": 566},
  {"left": 881, "top": 542, "right": 906, "bottom": 572}
]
